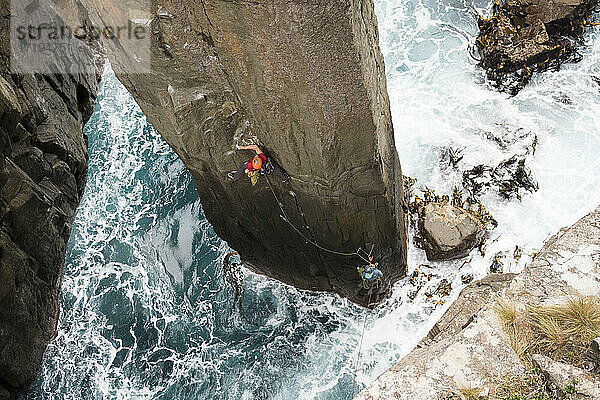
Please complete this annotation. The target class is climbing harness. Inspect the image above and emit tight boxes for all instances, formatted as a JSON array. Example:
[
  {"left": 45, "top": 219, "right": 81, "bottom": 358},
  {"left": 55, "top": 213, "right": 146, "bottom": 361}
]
[
  {"left": 246, "top": 169, "right": 260, "bottom": 186},
  {"left": 263, "top": 173, "right": 370, "bottom": 264}
]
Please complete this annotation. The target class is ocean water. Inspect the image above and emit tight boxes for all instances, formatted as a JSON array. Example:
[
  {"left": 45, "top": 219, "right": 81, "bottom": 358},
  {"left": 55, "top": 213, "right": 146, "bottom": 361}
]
[{"left": 23, "top": 0, "right": 600, "bottom": 398}]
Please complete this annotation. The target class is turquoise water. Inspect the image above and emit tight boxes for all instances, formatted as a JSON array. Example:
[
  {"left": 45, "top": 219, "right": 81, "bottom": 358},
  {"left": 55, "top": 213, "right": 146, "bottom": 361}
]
[
  {"left": 23, "top": 0, "right": 600, "bottom": 398},
  {"left": 22, "top": 67, "right": 372, "bottom": 400}
]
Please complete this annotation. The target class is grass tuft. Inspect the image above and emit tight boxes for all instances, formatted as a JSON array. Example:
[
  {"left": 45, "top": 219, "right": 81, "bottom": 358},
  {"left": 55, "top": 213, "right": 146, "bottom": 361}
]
[
  {"left": 556, "top": 296, "right": 600, "bottom": 343},
  {"left": 494, "top": 295, "right": 600, "bottom": 368},
  {"left": 494, "top": 297, "right": 532, "bottom": 361},
  {"left": 458, "top": 383, "right": 484, "bottom": 400},
  {"left": 528, "top": 311, "right": 566, "bottom": 350},
  {"left": 494, "top": 298, "right": 517, "bottom": 326}
]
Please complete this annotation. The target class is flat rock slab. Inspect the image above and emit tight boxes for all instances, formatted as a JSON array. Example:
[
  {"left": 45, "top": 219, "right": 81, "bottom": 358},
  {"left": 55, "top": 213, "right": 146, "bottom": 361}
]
[{"left": 357, "top": 206, "right": 600, "bottom": 399}]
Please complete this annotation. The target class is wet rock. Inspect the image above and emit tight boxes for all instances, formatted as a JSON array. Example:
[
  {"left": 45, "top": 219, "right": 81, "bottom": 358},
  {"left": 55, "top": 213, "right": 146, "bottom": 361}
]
[
  {"left": 424, "top": 279, "right": 453, "bottom": 305},
  {"left": 461, "top": 273, "right": 474, "bottom": 284},
  {"left": 586, "top": 337, "right": 600, "bottom": 372},
  {"left": 478, "top": 125, "right": 538, "bottom": 155},
  {"left": 0, "top": 1, "right": 98, "bottom": 397},
  {"left": 419, "top": 203, "right": 486, "bottom": 261},
  {"left": 532, "top": 354, "right": 600, "bottom": 399},
  {"left": 592, "top": 337, "right": 600, "bottom": 354},
  {"left": 463, "top": 155, "right": 538, "bottom": 200},
  {"left": 476, "top": 0, "right": 598, "bottom": 94},
  {"left": 490, "top": 251, "right": 508, "bottom": 273}
]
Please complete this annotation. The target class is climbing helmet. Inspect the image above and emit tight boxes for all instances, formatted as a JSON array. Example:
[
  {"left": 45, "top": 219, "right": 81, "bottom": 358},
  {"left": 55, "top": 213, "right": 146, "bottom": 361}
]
[{"left": 252, "top": 155, "right": 263, "bottom": 170}]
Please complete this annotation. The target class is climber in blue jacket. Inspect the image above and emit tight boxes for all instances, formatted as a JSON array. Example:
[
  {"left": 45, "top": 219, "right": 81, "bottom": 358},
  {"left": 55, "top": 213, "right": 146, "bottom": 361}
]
[{"left": 357, "top": 257, "right": 383, "bottom": 289}]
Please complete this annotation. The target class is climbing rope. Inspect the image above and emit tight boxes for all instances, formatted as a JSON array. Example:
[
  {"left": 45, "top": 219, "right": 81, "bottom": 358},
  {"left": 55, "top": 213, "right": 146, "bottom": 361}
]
[
  {"left": 260, "top": 170, "right": 381, "bottom": 397},
  {"left": 351, "top": 290, "right": 374, "bottom": 398},
  {"left": 263, "top": 173, "right": 370, "bottom": 264}
]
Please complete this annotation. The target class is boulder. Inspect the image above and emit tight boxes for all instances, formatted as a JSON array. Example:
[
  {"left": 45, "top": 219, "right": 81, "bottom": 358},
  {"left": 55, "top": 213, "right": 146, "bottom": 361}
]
[{"left": 418, "top": 203, "right": 485, "bottom": 261}]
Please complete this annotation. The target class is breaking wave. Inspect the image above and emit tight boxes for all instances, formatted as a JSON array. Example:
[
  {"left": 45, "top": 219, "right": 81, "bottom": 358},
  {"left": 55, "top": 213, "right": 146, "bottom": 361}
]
[{"left": 23, "top": 0, "right": 600, "bottom": 398}]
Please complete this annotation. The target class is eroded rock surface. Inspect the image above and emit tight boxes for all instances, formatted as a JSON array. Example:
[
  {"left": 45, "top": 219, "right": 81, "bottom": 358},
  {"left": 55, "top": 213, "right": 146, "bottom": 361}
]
[
  {"left": 78, "top": 0, "right": 407, "bottom": 305},
  {"left": 476, "top": 0, "right": 598, "bottom": 94},
  {"left": 357, "top": 205, "right": 600, "bottom": 399},
  {"left": 418, "top": 203, "right": 485, "bottom": 261},
  {"left": 532, "top": 354, "right": 600, "bottom": 399},
  {"left": 0, "top": 3, "right": 98, "bottom": 398}
]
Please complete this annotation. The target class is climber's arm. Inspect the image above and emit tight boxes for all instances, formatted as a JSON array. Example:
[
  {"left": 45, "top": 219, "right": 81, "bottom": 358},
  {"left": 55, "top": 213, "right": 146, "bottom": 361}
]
[{"left": 237, "top": 144, "right": 262, "bottom": 154}]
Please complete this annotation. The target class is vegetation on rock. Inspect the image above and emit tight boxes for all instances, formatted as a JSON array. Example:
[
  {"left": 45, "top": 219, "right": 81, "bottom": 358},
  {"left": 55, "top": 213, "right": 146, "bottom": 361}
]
[{"left": 495, "top": 295, "right": 600, "bottom": 368}]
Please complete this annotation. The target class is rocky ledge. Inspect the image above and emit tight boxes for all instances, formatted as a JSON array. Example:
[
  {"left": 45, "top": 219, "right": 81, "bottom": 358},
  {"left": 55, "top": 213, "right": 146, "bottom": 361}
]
[
  {"left": 476, "top": 0, "right": 598, "bottom": 94},
  {"left": 357, "top": 205, "right": 600, "bottom": 399}
]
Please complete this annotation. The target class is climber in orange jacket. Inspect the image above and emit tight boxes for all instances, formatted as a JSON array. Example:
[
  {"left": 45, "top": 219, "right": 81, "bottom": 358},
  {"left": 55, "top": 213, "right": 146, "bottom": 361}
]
[{"left": 228, "top": 144, "right": 290, "bottom": 185}]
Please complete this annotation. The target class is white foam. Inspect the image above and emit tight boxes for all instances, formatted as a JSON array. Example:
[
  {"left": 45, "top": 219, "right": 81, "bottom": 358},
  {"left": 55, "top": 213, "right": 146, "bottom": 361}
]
[{"left": 31, "top": 2, "right": 600, "bottom": 397}]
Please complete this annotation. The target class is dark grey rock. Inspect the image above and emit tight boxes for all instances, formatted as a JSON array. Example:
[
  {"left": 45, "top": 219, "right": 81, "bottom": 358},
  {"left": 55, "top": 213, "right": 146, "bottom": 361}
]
[
  {"left": 587, "top": 337, "right": 600, "bottom": 371},
  {"left": 78, "top": 0, "right": 408, "bottom": 306},
  {"left": 476, "top": 0, "right": 598, "bottom": 94},
  {"left": 490, "top": 251, "right": 508, "bottom": 273},
  {"left": 592, "top": 337, "right": 600, "bottom": 354},
  {"left": 419, "top": 203, "right": 485, "bottom": 261},
  {"left": 0, "top": 1, "right": 98, "bottom": 397},
  {"left": 0, "top": 385, "right": 9, "bottom": 400}
]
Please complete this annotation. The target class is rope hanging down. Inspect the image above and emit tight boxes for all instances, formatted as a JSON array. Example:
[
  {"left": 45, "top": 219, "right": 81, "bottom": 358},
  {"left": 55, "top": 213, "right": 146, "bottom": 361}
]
[
  {"left": 263, "top": 173, "right": 370, "bottom": 264},
  {"left": 261, "top": 172, "right": 381, "bottom": 398},
  {"left": 351, "top": 290, "right": 374, "bottom": 398}
]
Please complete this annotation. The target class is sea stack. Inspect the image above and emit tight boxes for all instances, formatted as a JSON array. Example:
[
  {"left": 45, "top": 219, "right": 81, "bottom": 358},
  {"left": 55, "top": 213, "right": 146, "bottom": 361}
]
[{"left": 77, "top": 0, "right": 408, "bottom": 305}]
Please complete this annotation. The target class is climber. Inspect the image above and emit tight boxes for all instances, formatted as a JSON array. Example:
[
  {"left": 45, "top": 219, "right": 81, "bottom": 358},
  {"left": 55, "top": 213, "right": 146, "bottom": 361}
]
[
  {"left": 357, "top": 257, "right": 384, "bottom": 289},
  {"left": 228, "top": 144, "right": 290, "bottom": 185}
]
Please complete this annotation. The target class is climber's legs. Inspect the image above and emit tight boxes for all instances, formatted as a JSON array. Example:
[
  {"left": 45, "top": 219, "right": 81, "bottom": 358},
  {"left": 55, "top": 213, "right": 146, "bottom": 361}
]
[
  {"left": 266, "top": 160, "right": 290, "bottom": 183},
  {"left": 228, "top": 162, "right": 247, "bottom": 181}
]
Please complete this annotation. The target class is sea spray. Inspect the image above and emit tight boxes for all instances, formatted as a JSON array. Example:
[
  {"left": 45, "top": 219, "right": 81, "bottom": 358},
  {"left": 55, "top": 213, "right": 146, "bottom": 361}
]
[{"left": 24, "top": 0, "right": 600, "bottom": 397}]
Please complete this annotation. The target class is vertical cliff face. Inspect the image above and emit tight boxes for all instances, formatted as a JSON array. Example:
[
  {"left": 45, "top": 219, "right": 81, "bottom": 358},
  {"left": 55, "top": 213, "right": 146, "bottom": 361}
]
[
  {"left": 0, "top": 1, "right": 98, "bottom": 397},
  {"left": 79, "top": 0, "right": 407, "bottom": 305}
]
